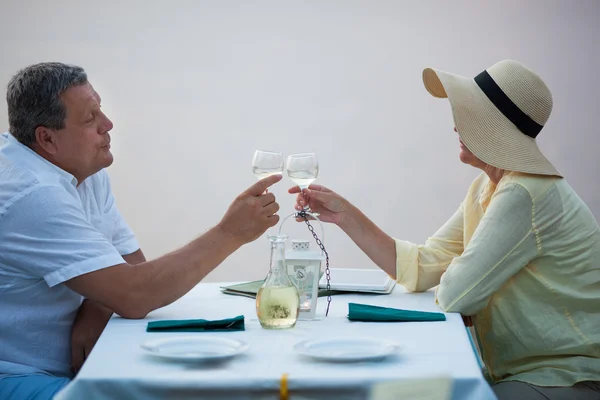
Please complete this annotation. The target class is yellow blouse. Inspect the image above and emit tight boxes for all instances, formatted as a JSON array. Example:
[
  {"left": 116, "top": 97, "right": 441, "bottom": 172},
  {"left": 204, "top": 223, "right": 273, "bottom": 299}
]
[{"left": 395, "top": 172, "right": 600, "bottom": 386}]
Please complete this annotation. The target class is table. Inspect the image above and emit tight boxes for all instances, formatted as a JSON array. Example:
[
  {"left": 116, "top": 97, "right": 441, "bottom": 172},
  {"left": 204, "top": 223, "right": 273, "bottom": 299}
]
[{"left": 56, "top": 282, "right": 496, "bottom": 400}]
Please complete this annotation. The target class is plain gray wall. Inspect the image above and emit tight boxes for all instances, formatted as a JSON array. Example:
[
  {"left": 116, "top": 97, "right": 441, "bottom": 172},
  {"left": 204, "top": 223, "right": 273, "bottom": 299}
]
[{"left": 1, "top": 0, "right": 598, "bottom": 282}]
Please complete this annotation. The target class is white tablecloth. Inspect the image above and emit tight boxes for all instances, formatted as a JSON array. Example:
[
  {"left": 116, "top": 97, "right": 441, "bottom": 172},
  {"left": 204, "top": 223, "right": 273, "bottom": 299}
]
[{"left": 56, "top": 282, "right": 496, "bottom": 400}]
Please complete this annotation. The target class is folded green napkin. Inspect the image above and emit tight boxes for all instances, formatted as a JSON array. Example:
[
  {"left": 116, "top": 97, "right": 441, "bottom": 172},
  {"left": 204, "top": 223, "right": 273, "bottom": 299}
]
[
  {"left": 146, "top": 315, "right": 245, "bottom": 332},
  {"left": 347, "top": 303, "right": 446, "bottom": 322}
]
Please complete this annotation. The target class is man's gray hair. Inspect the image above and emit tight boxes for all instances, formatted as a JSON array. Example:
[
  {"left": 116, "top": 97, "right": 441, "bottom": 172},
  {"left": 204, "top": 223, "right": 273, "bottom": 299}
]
[{"left": 6, "top": 62, "right": 88, "bottom": 147}]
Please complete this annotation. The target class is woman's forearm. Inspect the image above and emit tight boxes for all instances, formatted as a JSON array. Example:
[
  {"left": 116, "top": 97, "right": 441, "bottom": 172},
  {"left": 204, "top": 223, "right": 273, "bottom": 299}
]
[{"left": 337, "top": 204, "right": 397, "bottom": 278}]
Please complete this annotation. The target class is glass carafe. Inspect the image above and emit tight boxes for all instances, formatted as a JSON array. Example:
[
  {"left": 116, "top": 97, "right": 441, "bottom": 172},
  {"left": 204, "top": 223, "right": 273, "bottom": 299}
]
[{"left": 256, "top": 234, "right": 300, "bottom": 329}]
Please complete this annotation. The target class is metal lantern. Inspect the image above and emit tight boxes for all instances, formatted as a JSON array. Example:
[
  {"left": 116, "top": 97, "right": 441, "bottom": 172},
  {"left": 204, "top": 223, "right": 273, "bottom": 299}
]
[
  {"left": 279, "top": 211, "right": 330, "bottom": 320},
  {"left": 285, "top": 239, "right": 325, "bottom": 320}
]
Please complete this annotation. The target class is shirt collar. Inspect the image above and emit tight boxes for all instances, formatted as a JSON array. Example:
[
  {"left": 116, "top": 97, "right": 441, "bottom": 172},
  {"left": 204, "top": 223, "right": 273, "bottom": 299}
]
[{"left": 1, "top": 132, "right": 78, "bottom": 187}]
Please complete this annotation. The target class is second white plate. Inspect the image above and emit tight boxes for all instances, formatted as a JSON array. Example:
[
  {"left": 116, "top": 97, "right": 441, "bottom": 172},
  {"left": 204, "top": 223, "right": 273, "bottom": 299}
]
[
  {"left": 140, "top": 336, "right": 249, "bottom": 362},
  {"left": 294, "top": 337, "right": 400, "bottom": 362}
]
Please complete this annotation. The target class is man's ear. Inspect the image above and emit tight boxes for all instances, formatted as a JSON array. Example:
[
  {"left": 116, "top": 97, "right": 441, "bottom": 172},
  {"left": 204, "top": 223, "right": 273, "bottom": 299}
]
[{"left": 34, "top": 126, "right": 59, "bottom": 154}]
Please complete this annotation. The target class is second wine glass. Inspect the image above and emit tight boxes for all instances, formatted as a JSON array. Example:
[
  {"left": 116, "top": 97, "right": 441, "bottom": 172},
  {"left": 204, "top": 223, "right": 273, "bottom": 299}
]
[{"left": 286, "top": 153, "right": 319, "bottom": 190}]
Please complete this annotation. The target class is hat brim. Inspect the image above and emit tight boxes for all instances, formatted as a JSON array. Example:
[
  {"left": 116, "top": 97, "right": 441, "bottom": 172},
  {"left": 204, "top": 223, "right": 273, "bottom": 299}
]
[{"left": 422, "top": 67, "right": 561, "bottom": 177}]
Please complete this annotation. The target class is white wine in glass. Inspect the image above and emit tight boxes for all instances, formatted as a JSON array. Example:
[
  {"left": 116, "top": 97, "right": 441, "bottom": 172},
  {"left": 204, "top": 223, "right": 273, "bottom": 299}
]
[
  {"left": 286, "top": 153, "right": 319, "bottom": 190},
  {"left": 252, "top": 150, "right": 284, "bottom": 180}
]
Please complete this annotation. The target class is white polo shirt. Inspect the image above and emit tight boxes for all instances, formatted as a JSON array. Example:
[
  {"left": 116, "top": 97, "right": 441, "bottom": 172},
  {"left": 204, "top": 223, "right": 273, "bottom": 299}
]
[{"left": 0, "top": 132, "right": 139, "bottom": 378}]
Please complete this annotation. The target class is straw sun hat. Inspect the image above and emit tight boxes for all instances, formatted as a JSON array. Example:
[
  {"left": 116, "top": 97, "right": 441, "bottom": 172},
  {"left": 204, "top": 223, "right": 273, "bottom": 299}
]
[{"left": 422, "top": 59, "right": 561, "bottom": 177}]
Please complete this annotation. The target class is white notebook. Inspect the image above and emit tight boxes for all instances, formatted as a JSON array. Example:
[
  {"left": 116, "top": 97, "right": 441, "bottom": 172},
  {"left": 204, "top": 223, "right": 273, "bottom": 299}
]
[{"left": 319, "top": 268, "right": 396, "bottom": 293}]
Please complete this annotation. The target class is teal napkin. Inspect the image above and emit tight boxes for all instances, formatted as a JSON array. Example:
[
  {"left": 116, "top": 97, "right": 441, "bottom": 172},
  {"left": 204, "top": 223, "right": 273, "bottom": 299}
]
[
  {"left": 348, "top": 303, "right": 446, "bottom": 322},
  {"left": 146, "top": 315, "right": 245, "bottom": 332}
]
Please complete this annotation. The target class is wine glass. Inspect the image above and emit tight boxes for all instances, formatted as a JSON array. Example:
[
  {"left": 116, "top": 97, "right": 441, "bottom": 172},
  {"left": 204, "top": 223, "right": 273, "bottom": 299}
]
[
  {"left": 252, "top": 150, "right": 284, "bottom": 180},
  {"left": 286, "top": 153, "right": 318, "bottom": 190}
]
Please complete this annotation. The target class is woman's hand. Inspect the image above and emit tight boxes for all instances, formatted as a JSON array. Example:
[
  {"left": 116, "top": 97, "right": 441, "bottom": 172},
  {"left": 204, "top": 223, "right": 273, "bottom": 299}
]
[
  {"left": 288, "top": 184, "right": 349, "bottom": 225},
  {"left": 290, "top": 184, "right": 397, "bottom": 277}
]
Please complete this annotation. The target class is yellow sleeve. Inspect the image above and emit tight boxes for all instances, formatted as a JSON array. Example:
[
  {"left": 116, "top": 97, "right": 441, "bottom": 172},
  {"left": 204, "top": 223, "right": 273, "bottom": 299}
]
[
  {"left": 395, "top": 203, "right": 464, "bottom": 292},
  {"left": 436, "top": 183, "right": 539, "bottom": 315}
]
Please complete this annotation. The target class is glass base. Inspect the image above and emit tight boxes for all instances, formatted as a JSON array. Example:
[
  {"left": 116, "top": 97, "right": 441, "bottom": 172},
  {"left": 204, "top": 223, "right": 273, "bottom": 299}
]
[{"left": 258, "top": 319, "right": 297, "bottom": 329}]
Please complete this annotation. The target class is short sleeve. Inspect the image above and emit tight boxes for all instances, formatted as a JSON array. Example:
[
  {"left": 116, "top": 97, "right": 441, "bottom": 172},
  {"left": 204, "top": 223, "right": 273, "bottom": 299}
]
[{"left": 0, "top": 185, "right": 126, "bottom": 287}]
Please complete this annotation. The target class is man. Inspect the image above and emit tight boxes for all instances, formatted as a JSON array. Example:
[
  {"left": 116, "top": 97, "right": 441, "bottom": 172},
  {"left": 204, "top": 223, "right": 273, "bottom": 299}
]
[{"left": 0, "top": 62, "right": 282, "bottom": 399}]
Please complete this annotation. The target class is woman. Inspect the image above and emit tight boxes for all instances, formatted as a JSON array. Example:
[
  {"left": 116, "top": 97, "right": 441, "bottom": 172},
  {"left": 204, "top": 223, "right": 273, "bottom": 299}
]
[{"left": 290, "top": 60, "right": 600, "bottom": 399}]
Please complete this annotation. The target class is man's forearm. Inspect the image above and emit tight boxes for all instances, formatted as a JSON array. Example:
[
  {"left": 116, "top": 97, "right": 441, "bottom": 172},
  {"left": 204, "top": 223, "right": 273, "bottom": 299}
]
[
  {"left": 123, "top": 249, "right": 147, "bottom": 265},
  {"left": 67, "top": 226, "right": 241, "bottom": 319},
  {"left": 67, "top": 174, "right": 281, "bottom": 319},
  {"left": 87, "top": 250, "right": 146, "bottom": 320},
  {"left": 127, "top": 226, "right": 241, "bottom": 316},
  {"left": 338, "top": 204, "right": 397, "bottom": 278}
]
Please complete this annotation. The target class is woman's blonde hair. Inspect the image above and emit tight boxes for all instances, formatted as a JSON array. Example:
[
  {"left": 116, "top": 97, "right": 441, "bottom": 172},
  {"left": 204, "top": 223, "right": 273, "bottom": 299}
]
[{"left": 480, "top": 165, "right": 509, "bottom": 211}]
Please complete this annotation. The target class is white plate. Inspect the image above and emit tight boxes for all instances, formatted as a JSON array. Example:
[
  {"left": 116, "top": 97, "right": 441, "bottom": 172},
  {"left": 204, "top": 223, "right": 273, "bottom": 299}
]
[
  {"left": 140, "top": 336, "right": 249, "bottom": 362},
  {"left": 294, "top": 337, "right": 400, "bottom": 362}
]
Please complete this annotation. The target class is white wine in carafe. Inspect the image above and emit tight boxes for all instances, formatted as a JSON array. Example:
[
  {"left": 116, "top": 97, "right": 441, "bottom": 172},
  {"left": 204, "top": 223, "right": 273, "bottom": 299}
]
[
  {"left": 256, "top": 286, "right": 300, "bottom": 329},
  {"left": 256, "top": 235, "right": 300, "bottom": 330}
]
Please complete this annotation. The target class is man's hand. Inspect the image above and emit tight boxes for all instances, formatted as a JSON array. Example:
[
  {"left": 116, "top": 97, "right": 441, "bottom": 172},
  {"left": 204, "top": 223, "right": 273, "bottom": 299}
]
[
  {"left": 218, "top": 174, "right": 282, "bottom": 245},
  {"left": 70, "top": 299, "right": 113, "bottom": 374}
]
